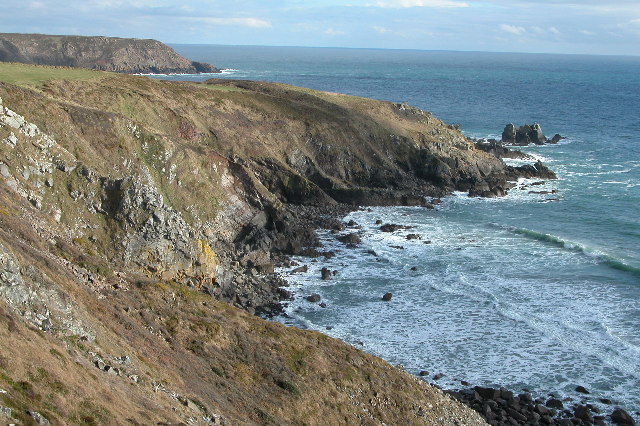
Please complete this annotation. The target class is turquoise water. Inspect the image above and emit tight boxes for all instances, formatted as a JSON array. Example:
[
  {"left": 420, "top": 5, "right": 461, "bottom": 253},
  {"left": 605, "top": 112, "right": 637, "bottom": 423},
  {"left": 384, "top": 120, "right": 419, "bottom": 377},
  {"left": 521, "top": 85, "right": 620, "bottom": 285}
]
[{"left": 166, "top": 45, "right": 640, "bottom": 416}]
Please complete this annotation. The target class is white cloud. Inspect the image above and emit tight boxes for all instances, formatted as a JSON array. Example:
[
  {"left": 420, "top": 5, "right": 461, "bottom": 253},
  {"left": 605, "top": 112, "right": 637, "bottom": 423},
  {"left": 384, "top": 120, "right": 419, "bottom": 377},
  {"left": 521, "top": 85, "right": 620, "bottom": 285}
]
[
  {"left": 186, "top": 17, "right": 272, "bottom": 28},
  {"left": 580, "top": 30, "right": 596, "bottom": 35},
  {"left": 324, "top": 27, "right": 347, "bottom": 35},
  {"left": 373, "top": 26, "right": 391, "bottom": 33},
  {"left": 374, "top": 0, "right": 468, "bottom": 8},
  {"left": 28, "top": 1, "right": 45, "bottom": 9},
  {"left": 500, "top": 24, "right": 526, "bottom": 35},
  {"left": 548, "top": 26, "right": 561, "bottom": 35}
]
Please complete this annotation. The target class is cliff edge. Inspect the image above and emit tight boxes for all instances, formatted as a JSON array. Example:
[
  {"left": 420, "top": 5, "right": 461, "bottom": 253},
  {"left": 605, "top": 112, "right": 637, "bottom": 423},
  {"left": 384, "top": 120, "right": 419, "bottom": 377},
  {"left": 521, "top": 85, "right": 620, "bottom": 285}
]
[
  {"left": 0, "top": 33, "right": 220, "bottom": 74},
  {"left": 0, "top": 62, "right": 555, "bottom": 424}
]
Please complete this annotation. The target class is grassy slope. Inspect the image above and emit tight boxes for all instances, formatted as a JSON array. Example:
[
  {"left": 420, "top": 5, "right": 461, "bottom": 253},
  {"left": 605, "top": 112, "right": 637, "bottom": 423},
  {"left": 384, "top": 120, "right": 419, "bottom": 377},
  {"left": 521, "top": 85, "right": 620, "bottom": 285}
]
[
  {"left": 0, "top": 63, "right": 488, "bottom": 425},
  {"left": 0, "top": 186, "right": 486, "bottom": 425}
]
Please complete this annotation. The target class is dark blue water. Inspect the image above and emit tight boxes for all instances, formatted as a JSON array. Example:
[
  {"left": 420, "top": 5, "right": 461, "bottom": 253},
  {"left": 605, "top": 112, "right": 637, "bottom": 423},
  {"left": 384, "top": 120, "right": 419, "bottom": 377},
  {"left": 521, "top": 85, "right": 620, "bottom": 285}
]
[{"left": 165, "top": 45, "right": 640, "bottom": 417}]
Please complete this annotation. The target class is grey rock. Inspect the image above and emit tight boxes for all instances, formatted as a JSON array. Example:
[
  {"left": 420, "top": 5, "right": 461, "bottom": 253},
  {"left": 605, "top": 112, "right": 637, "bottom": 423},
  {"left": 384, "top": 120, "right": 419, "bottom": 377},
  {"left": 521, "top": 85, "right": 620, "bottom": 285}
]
[
  {"left": 0, "top": 163, "right": 9, "bottom": 178},
  {"left": 501, "top": 123, "right": 517, "bottom": 143},
  {"left": 27, "top": 411, "right": 50, "bottom": 425},
  {"left": 3, "top": 132, "right": 17, "bottom": 147},
  {"left": 530, "top": 123, "right": 546, "bottom": 144}
]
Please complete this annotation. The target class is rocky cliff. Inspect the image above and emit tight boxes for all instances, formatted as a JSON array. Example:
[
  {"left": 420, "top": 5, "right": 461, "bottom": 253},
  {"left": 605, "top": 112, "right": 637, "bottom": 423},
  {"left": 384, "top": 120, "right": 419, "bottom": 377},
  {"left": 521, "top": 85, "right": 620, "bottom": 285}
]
[
  {"left": 0, "top": 33, "right": 220, "bottom": 74},
  {"left": 0, "top": 62, "right": 555, "bottom": 424}
]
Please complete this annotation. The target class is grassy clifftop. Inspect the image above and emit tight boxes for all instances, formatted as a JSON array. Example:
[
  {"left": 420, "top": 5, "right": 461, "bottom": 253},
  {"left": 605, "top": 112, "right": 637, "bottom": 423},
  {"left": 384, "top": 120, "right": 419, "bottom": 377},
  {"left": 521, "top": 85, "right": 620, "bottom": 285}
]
[{"left": 0, "top": 63, "right": 512, "bottom": 424}]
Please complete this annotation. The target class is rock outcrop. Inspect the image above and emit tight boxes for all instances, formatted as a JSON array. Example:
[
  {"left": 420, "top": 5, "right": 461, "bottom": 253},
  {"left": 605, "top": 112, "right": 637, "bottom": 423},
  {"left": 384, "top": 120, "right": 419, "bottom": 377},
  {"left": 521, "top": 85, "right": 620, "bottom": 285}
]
[
  {"left": 501, "top": 123, "right": 563, "bottom": 146},
  {"left": 0, "top": 33, "right": 220, "bottom": 74}
]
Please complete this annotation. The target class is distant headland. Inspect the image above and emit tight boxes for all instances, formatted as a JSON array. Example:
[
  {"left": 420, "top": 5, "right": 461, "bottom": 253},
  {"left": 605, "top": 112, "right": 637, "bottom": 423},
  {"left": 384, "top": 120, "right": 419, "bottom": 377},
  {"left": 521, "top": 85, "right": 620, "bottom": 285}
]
[{"left": 0, "top": 32, "right": 221, "bottom": 74}]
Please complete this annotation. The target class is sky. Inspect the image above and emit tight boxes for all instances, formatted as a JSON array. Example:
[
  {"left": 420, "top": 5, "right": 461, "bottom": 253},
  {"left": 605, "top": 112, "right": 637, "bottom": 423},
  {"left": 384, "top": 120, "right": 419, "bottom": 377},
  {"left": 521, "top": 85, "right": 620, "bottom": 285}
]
[{"left": 2, "top": 0, "right": 640, "bottom": 56}]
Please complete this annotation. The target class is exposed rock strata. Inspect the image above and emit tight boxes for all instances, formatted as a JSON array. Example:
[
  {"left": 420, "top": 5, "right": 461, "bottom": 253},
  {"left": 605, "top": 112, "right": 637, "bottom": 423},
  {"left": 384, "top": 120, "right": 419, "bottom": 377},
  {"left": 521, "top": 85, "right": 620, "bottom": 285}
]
[{"left": 0, "top": 33, "right": 220, "bottom": 74}]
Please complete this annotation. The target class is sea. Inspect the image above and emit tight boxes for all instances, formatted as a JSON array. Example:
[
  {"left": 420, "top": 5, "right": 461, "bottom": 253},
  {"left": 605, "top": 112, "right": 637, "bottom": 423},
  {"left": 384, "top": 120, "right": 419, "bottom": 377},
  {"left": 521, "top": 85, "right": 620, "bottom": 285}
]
[{"left": 163, "top": 45, "right": 640, "bottom": 417}]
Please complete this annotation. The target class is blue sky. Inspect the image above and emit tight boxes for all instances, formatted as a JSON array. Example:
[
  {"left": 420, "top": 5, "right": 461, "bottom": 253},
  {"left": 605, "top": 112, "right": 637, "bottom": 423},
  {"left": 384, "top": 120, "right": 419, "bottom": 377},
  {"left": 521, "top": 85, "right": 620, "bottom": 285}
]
[{"left": 2, "top": 0, "right": 640, "bottom": 56}]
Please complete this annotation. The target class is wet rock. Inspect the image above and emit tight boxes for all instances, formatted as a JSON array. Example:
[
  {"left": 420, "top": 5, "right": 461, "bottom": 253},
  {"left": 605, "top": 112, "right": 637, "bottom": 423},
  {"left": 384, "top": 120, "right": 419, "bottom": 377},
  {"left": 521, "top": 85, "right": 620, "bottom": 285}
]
[
  {"left": 380, "top": 223, "right": 412, "bottom": 232},
  {"left": 306, "top": 294, "right": 321, "bottom": 303},
  {"left": 319, "top": 303, "right": 327, "bottom": 308},
  {"left": 547, "top": 398, "right": 564, "bottom": 409},
  {"left": 406, "top": 233, "right": 421, "bottom": 240},
  {"left": 550, "top": 133, "right": 563, "bottom": 144},
  {"left": 410, "top": 266, "right": 418, "bottom": 271},
  {"left": 337, "top": 232, "right": 361, "bottom": 246},
  {"left": 382, "top": 292, "right": 393, "bottom": 301},
  {"left": 291, "top": 265, "right": 308, "bottom": 273},
  {"left": 419, "top": 370, "right": 429, "bottom": 377},
  {"left": 375, "top": 219, "right": 383, "bottom": 225},
  {"left": 321, "top": 267, "right": 331, "bottom": 280},
  {"left": 611, "top": 408, "right": 635, "bottom": 425},
  {"left": 433, "top": 373, "right": 445, "bottom": 380},
  {"left": 599, "top": 398, "right": 612, "bottom": 405},
  {"left": 575, "top": 386, "right": 590, "bottom": 394}
]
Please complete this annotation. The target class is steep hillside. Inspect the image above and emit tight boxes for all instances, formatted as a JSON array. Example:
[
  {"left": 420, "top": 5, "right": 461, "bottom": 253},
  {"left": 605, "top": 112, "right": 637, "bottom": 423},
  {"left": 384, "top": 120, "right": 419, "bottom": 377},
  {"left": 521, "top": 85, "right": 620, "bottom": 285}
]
[
  {"left": 0, "top": 33, "right": 220, "bottom": 74},
  {"left": 0, "top": 62, "right": 553, "bottom": 424}
]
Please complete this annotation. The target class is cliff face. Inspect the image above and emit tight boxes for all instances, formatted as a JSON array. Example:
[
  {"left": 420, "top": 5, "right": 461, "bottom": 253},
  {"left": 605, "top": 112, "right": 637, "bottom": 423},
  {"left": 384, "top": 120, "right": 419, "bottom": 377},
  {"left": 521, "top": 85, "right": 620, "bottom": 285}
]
[
  {"left": 0, "top": 62, "right": 551, "bottom": 424},
  {"left": 0, "top": 33, "right": 220, "bottom": 74}
]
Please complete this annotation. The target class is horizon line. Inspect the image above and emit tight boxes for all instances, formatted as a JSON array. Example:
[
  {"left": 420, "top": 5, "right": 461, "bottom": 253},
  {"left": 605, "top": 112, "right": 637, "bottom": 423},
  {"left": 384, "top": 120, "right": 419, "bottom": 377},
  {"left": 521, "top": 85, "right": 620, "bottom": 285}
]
[{"left": 167, "top": 42, "right": 640, "bottom": 59}]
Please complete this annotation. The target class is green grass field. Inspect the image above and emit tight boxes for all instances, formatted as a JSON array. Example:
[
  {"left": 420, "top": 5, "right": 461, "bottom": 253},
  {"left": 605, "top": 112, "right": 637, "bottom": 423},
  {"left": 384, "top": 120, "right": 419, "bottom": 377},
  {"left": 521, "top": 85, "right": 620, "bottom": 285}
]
[{"left": 0, "top": 62, "right": 106, "bottom": 86}]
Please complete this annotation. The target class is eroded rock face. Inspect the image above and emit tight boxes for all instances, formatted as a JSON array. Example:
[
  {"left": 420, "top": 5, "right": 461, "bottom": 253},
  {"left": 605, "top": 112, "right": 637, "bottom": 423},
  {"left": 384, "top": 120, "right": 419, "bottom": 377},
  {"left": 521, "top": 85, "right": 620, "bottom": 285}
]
[
  {"left": 0, "top": 241, "right": 90, "bottom": 337},
  {"left": 111, "top": 176, "right": 218, "bottom": 283}
]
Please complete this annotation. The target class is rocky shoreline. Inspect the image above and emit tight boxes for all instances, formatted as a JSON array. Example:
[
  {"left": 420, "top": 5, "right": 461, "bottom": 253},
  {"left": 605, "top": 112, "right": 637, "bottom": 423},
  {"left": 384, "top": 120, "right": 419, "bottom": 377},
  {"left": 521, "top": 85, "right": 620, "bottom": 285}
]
[{"left": 265, "top": 206, "right": 638, "bottom": 426}]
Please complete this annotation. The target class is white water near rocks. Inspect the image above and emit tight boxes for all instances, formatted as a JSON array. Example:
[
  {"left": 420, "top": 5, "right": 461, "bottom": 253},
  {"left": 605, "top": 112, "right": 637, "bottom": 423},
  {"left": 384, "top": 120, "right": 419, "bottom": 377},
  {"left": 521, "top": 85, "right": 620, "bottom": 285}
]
[{"left": 276, "top": 193, "right": 640, "bottom": 418}]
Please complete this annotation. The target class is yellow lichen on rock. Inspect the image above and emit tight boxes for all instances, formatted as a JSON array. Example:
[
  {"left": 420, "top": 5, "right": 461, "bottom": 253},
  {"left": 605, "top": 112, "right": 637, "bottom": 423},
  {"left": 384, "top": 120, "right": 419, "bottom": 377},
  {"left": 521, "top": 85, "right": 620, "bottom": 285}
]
[{"left": 195, "top": 239, "right": 217, "bottom": 278}]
